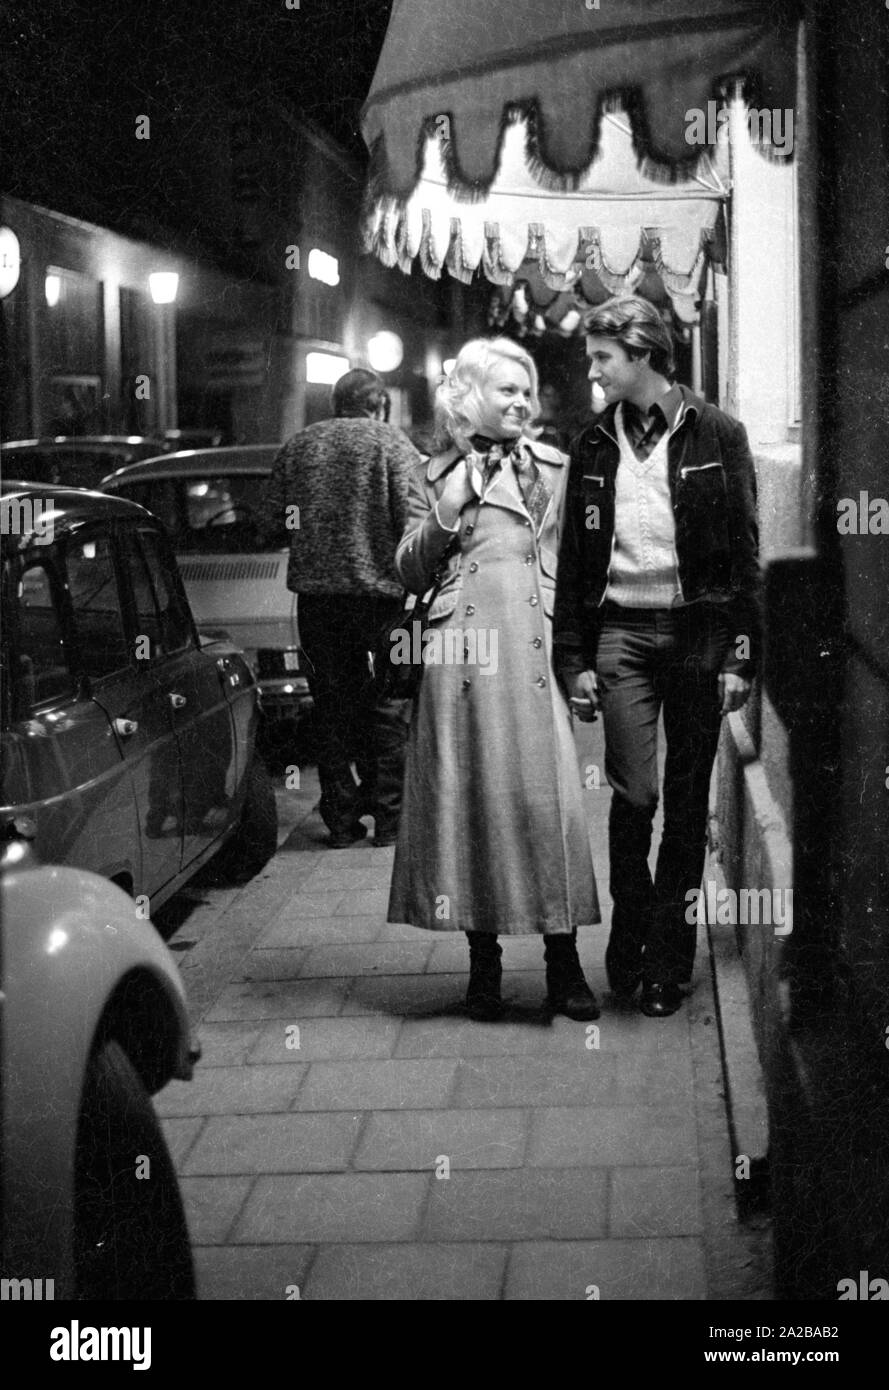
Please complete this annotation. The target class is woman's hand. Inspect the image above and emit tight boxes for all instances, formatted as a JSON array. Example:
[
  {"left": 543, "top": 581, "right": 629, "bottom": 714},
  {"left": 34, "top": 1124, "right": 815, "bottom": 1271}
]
[
  {"left": 436, "top": 458, "right": 476, "bottom": 529},
  {"left": 718, "top": 671, "right": 752, "bottom": 715}
]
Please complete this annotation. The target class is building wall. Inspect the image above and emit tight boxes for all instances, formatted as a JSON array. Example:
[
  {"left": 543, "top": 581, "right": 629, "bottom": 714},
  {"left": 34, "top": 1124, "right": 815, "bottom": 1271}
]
[
  {"left": 717, "top": 5, "right": 889, "bottom": 1297},
  {"left": 1, "top": 98, "right": 481, "bottom": 447},
  {"left": 716, "top": 100, "right": 803, "bottom": 876}
]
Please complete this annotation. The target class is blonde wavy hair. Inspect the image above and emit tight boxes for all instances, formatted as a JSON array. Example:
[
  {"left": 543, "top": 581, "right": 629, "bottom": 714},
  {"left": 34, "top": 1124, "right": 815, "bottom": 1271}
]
[{"left": 434, "top": 337, "right": 541, "bottom": 452}]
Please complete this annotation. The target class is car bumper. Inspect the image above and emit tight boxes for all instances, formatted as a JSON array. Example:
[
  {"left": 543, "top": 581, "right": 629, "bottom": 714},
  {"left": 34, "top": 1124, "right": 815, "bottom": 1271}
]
[{"left": 258, "top": 679, "right": 314, "bottom": 721}]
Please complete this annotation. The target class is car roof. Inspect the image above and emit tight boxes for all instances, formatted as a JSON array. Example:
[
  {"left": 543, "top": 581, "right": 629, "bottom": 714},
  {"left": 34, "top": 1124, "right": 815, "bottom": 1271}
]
[
  {"left": 102, "top": 444, "right": 280, "bottom": 486},
  {"left": 2, "top": 436, "right": 167, "bottom": 452},
  {"left": 0, "top": 479, "right": 158, "bottom": 543}
]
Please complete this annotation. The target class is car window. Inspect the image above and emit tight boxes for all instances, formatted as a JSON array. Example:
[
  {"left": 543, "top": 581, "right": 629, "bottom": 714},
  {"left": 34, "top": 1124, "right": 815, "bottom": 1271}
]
[
  {"left": 114, "top": 479, "right": 179, "bottom": 534},
  {"left": 51, "top": 450, "right": 114, "bottom": 489},
  {"left": 126, "top": 527, "right": 193, "bottom": 656},
  {"left": 1, "top": 451, "right": 59, "bottom": 485},
  {"left": 64, "top": 531, "right": 131, "bottom": 678},
  {"left": 7, "top": 560, "right": 76, "bottom": 714},
  {"left": 179, "top": 475, "right": 267, "bottom": 552}
]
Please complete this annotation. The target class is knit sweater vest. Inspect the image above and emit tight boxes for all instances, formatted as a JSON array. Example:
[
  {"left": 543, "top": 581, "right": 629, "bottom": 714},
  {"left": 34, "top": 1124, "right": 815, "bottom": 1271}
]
[{"left": 604, "top": 403, "right": 684, "bottom": 609}]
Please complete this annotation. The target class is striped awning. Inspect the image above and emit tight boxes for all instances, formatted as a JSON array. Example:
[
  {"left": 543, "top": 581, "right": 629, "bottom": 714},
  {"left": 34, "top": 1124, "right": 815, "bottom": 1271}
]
[{"left": 360, "top": 0, "right": 797, "bottom": 291}]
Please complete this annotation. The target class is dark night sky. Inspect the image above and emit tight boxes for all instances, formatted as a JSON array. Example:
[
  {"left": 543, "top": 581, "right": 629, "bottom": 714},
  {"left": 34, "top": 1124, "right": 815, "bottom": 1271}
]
[{"left": 1, "top": 0, "right": 394, "bottom": 219}]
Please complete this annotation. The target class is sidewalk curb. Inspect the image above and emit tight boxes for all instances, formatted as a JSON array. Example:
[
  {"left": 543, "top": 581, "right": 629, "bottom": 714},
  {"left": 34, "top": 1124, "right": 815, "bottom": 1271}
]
[{"left": 702, "top": 844, "right": 771, "bottom": 1219}]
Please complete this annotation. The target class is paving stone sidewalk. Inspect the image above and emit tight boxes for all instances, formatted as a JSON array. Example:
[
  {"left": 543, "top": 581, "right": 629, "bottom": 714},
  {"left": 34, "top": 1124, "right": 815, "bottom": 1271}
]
[{"left": 157, "top": 721, "right": 771, "bottom": 1301}]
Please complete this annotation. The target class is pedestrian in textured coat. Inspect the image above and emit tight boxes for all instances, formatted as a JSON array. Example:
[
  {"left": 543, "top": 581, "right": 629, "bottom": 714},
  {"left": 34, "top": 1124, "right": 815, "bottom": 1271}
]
[
  {"left": 387, "top": 338, "right": 601, "bottom": 1022},
  {"left": 553, "top": 295, "right": 762, "bottom": 1018},
  {"left": 260, "top": 370, "right": 421, "bottom": 846}
]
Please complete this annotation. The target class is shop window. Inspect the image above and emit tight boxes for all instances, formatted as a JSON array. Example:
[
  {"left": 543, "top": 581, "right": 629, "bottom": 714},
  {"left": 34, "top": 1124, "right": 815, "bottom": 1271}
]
[{"left": 43, "top": 267, "right": 103, "bottom": 432}]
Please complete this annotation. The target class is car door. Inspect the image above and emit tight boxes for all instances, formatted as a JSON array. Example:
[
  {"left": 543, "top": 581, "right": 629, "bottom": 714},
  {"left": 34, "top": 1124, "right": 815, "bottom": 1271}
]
[
  {"left": 117, "top": 523, "right": 238, "bottom": 872},
  {"left": 61, "top": 524, "right": 183, "bottom": 901},
  {"left": 0, "top": 542, "right": 142, "bottom": 887}
]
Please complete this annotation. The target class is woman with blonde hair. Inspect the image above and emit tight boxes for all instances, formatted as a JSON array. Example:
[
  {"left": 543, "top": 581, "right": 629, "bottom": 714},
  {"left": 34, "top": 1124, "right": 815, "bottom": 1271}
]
[{"left": 387, "top": 337, "right": 600, "bottom": 1021}]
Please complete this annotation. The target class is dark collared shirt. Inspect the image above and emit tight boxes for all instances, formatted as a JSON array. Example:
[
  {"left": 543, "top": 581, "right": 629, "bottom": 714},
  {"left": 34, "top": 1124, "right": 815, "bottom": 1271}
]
[{"left": 621, "top": 383, "right": 684, "bottom": 462}]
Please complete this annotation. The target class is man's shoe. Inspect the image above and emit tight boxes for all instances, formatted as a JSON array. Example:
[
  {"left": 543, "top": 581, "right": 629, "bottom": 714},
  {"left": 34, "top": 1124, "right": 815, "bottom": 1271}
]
[
  {"left": 639, "top": 982, "right": 683, "bottom": 1017},
  {"left": 327, "top": 822, "right": 368, "bottom": 849},
  {"left": 373, "top": 820, "right": 400, "bottom": 848},
  {"left": 544, "top": 932, "right": 600, "bottom": 1021}
]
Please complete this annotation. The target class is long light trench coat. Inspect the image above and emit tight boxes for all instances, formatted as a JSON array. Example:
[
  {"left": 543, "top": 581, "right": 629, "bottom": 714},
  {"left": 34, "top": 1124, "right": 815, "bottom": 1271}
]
[{"left": 387, "top": 437, "right": 601, "bottom": 935}]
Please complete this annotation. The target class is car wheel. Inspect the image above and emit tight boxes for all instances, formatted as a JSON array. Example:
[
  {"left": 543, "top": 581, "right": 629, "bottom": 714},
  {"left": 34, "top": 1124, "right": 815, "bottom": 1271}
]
[
  {"left": 73, "top": 1040, "right": 195, "bottom": 1300},
  {"left": 224, "top": 753, "right": 278, "bottom": 880}
]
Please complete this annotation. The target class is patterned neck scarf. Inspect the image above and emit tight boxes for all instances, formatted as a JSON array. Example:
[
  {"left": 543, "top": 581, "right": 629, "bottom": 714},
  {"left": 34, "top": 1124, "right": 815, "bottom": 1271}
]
[{"left": 468, "top": 435, "right": 552, "bottom": 535}]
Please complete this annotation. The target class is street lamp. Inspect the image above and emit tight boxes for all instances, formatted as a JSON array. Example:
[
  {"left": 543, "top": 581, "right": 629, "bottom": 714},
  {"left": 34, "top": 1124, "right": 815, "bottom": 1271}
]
[
  {"left": 307, "top": 250, "right": 340, "bottom": 286},
  {"left": 367, "top": 330, "right": 403, "bottom": 374},
  {"left": 148, "top": 272, "right": 179, "bottom": 305},
  {"left": 148, "top": 272, "right": 180, "bottom": 433}
]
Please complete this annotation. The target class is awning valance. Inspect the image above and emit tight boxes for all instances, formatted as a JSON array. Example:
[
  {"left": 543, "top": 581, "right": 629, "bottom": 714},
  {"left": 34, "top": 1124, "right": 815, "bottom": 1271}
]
[
  {"left": 361, "top": 0, "right": 800, "bottom": 199},
  {"left": 363, "top": 110, "right": 728, "bottom": 298}
]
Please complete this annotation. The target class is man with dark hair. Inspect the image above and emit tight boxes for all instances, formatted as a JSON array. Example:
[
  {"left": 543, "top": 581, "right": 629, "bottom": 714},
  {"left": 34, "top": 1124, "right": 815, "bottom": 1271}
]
[
  {"left": 554, "top": 294, "right": 761, "bottom": 1016},
  {"left": 261, "top": 370, "right": 420, "bottom": 846},
  {"left": 331, "top": 368, "right": 391, "bottom": 421}
]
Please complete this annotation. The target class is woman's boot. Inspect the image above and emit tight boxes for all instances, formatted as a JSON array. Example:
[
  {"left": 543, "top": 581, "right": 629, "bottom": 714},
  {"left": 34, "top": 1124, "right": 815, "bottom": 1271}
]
[
  {"left": 544, "top": 930, "right": 600, "bottom": 1021},
  {"left": 465, "top": 932, "right": 503, "bottom": 1021}
]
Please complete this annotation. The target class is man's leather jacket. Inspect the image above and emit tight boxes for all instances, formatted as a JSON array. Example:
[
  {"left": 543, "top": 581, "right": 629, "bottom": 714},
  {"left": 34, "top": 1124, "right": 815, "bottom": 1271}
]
[{"left": 552, "top": 386, "right": 762, "bottom": 682}]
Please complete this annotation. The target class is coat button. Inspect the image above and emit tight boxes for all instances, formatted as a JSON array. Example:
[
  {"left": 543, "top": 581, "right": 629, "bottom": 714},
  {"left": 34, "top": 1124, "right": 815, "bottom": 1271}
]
[
  {"left": 469, "top": 561, "right": 479, "bottom": 573},
  {"left": 524, "top": 554, "right": 534, "bottom": 565},
  {"left": 465, "top": 524, "right": 475, "bottom": 535},
  {"left": 529, "top": 595, "right": 539, "bottom": 606},
  {"left": 462, "top": 678, "right": 472, "bottom": 690},
  {"left": 531, "top": 637, "right": 542, "bottom": 649},
  {"left": 465, "top": 604, "right": 475, "bottom": 616},
  {"left": 524, "top": 519, "right": 532, "bottom": 527},
  {"left": 536, "top": 676, "right": 547, "bottom": 687}
]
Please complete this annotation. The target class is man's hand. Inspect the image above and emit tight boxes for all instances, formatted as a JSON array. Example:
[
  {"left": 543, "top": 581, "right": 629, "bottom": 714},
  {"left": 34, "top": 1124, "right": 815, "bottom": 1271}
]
[
  {"left": 568, "top": 669, "right": 599, "bottom": 722},
  {"left": 718, "top": 671, "right": 752, "bottom": 716}
]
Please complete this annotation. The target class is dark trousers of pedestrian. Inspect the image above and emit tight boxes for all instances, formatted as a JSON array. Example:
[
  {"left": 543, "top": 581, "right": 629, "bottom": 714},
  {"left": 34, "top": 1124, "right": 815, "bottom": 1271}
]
[
  {"left": 594, "top": 601, "right": 731, "bottom": 987},
  {"left": 298, "top": 593, "right": 410, "bottom": 839}
]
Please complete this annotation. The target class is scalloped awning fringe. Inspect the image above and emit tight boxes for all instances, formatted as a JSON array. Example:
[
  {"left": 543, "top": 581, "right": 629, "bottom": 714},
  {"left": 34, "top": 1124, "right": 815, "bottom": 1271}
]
[{"left": 361, "top": 0, "right": 800, "bottom": 201}]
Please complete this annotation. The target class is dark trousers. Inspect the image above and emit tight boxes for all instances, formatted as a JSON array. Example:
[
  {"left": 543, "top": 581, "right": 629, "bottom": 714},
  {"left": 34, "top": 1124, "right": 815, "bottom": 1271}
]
[
  {"left": 594, "top": 602, "right": 730, "bottom": 986},
  {"left": 298, "top": 593, "right": 410, "bottom": 837}
]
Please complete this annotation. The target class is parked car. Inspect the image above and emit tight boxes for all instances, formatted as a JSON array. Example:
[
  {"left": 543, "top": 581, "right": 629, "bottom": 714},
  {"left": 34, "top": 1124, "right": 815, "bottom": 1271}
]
[
  {"left": 163, "top": 428, "right": 226, "bottom": 450},
  {"left": 101, "top": 446, "right": 313, "bottom": 731},
  {"left": 1, "top": 436, "right": 169, "bottom": 491},
  {"left": 0, "top": 481, "right": 277, "bottom": 912},
  {"left": 1, "top": 839, "right": 197, "bottom": 1299}
]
